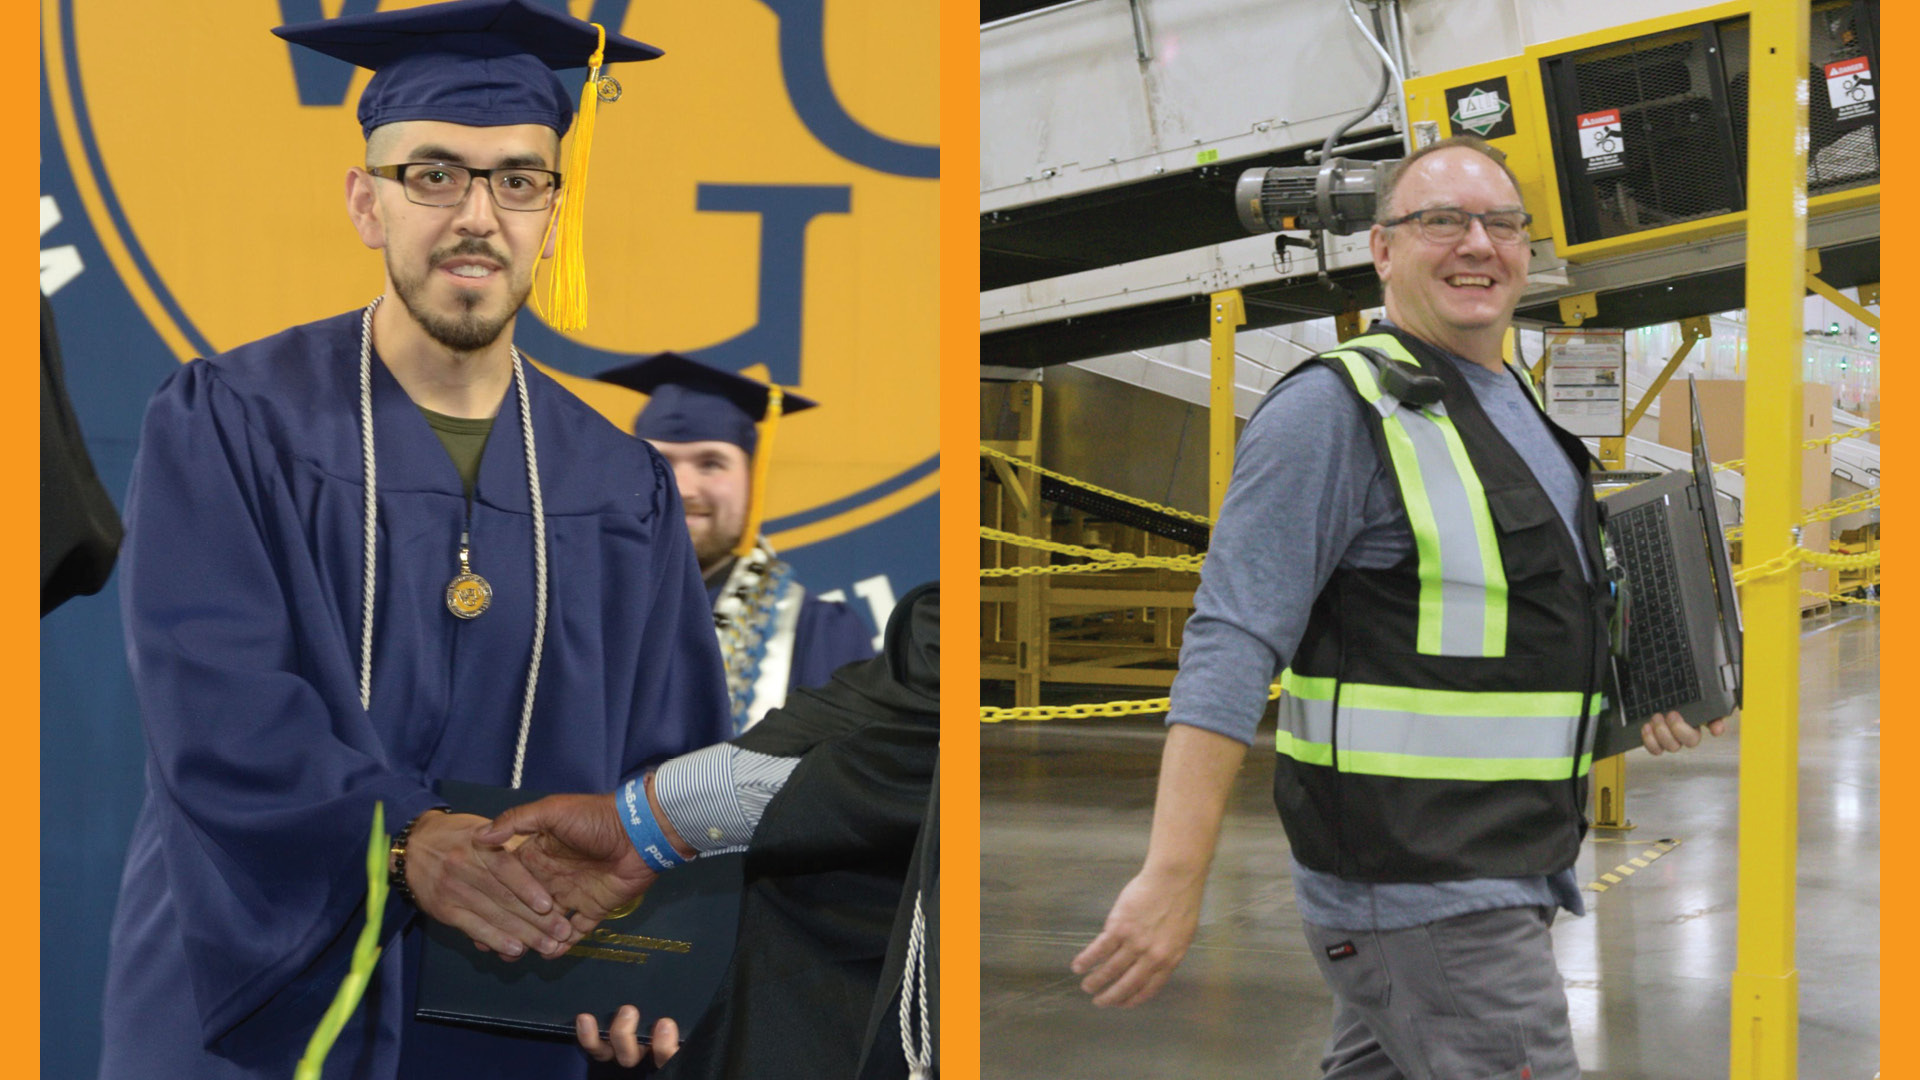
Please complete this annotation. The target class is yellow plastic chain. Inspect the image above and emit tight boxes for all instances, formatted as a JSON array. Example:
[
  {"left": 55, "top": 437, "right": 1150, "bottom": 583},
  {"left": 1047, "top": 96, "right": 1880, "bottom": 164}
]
[
  {"left": 982, "top": 684, "right": 1284, "bottom": 723},
  {"left": 980, "top": 527, "right": 1206, "bottom": 576},
  {"left": 982, "top": 557, "right": 1204, "bottom": 578},
  {"left": 1716, "top": 421, "right": 1880, "bottom": 472},
  {"left": 1801, "top": 590, "right": 1880, "bottom": 608},
  {"left": 981, "top": 445, "right": 1215, "bottom": 525},
  {"left": 1734, "top": 545, "right": 1880, "bottom": 586},
  {"left": 1724, "top": 488, "right": 1878, "bottom": 542}
]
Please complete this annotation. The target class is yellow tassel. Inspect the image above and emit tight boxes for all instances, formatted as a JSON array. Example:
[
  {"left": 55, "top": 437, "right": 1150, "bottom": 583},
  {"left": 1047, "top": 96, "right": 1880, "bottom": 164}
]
[
  {"left": 734, "top": 386, "right": 784, "bottom": 558},
  {"left": 539, "top": 23, "right": 609, "bottom": 331}
]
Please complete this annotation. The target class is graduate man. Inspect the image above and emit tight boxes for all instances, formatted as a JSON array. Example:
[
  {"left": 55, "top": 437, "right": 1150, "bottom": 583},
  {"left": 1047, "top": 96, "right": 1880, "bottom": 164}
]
[
  {"left": 596, "top": 353, "right": 876, "bottom": 732},
  {"left": 98, "top": 3, "right": 730, "bottom": 1078}
]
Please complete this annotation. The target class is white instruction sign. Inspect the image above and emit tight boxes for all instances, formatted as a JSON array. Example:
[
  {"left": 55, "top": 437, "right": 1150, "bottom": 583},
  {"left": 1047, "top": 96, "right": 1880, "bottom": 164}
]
[
  {"left": 1824, "top": 57, "right": 1875, "bottom": 122},
  {"left": 1543, "top": 329, "right": 1626, "bottom": 438},
  {"left": 1576, "top": 109, "right": 1624, "bottom": 174}
]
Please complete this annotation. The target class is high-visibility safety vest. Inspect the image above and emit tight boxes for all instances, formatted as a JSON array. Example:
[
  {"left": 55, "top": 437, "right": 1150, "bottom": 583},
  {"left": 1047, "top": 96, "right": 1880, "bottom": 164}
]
[{"left": 1272, "top": 326, "right": 1614, "bottom": 883}]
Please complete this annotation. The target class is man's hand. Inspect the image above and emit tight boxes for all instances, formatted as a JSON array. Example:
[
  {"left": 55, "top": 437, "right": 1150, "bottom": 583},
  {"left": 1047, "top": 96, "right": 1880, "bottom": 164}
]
[
  {"left": 1641, "top": 710, "right": 1730, "bottom": 755},
  {"left": 1068, "top": 723, "right": 1247, "bottom": 1010},
  {"left": 576, "top": 1006, "right": 679, "bottom": 1069},
  {"left": 402, "top": 811, "right": 575, "bottom": 960},
  {"left": 479, "top": 793, "right": 658, "bottom": 937},
  {"left": 1070, "top": 867, "right": 1207, "bottom": 1009}
]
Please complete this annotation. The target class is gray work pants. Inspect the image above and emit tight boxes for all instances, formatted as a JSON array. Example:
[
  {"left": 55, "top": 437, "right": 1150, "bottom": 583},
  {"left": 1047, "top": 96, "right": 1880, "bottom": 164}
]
[{"left": 1301, "top": 906, "right": 1578, "bottom": 1080}]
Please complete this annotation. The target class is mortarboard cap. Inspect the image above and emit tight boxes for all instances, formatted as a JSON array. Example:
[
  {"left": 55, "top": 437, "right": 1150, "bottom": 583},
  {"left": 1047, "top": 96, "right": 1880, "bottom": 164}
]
[
  {"left": 273, "top": 0, "right": 660, "bottom": 329},
  {"left": 598, "top": 352, "right": 818, "bottom": 456},
  {"left": 273, "top": 0, "right": 661, "bottom": 136},
  {"left": 597, "top": 353, "right": 819, "bottom": 557}
]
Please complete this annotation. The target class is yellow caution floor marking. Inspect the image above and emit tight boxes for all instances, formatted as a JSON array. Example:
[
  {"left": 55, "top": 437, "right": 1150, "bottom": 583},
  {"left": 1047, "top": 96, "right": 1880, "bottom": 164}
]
[{"left": 1585, "top": 838, "right": 1683, "bottom": 893}]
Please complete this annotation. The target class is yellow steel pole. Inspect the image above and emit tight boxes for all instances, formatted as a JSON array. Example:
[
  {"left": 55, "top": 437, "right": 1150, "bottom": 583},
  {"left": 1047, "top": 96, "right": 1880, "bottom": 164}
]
[
  {"left": 1730, "top": 2, "right": 1805, "bottom": 1078},
  {"left": 1209, "top": 290, "right": 1246, "bottom": 520},
  {"left": 1011, "top": 384, "right": 1047, "bottom": 708}
]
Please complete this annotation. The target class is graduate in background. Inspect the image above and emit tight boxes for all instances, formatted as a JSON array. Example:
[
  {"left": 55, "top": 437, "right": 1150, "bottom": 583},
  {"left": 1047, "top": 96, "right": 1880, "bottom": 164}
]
[
  {"left": 99, "top": 3, "right": 729, "bottom": 1078},
  {"left": 597, "top": 353, "right": 875, "bottom": 732}
]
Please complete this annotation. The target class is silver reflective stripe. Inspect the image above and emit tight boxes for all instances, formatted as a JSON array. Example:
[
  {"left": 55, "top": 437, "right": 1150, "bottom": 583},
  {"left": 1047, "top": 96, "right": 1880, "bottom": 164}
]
[
  {"left": 1279, "top": 694, "right": 1581, "bottom": 759},
  {"left": 1394, "top": 410, "right": 1493, "bottom": 655},
  {"left": 1324, "top": 338, "right": 1506, "bottom": 657},
  {"left": 1276, "top": 672, "right": 1591, "bottom": 781}
]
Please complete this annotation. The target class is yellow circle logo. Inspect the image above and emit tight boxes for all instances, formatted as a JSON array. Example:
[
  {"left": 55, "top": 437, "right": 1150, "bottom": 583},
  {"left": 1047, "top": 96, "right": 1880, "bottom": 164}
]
[{"left": 44, "top": 0, "right": 938, "bottom": 551}]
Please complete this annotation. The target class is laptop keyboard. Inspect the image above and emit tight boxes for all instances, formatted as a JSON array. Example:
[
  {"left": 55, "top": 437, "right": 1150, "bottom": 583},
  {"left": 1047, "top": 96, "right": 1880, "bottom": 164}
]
[{"left": 1610, "top": 500, "right": 1701, "bottom": 720}]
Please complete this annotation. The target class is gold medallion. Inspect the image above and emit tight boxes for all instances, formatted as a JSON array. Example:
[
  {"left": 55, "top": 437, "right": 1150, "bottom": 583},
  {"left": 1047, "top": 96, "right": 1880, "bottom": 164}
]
[
  {"left": 447, "top": 535, "right": 492, "bottom": 619},
  {"left": 447, "top": 572, "right": 493, "bottom": 619},
  {"left": 606, "top": 895, "right": 643, "bottom": 920}
]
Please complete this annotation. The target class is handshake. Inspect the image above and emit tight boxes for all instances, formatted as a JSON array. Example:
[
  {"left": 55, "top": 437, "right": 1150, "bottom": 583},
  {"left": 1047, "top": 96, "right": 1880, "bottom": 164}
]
[
  {"left": 398, "top": 787, "right": 684, "bottom": 960},
  {"left": 401, "top": 786, "right": 688, "bottom": 1067}
]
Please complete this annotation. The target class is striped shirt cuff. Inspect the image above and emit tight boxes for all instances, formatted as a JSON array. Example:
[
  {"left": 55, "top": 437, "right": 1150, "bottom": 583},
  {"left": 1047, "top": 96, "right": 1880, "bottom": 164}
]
[{"left": 652, "top": 743, "right": 801, "bottom": 855}]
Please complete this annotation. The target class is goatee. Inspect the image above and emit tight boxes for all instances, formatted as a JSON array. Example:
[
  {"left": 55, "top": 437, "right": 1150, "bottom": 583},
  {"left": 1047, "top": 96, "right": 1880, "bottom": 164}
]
[{"left": 389, "top": 240, "right": 529, "bottom": 353}]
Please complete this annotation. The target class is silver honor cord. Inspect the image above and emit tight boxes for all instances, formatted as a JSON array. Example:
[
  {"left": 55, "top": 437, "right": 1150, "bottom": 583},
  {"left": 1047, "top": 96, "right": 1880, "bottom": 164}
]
[
  {"left": 355, "top": 298, "right": 549, "bottom": 787},
  {"left": 357, "top": 300, "right": 380, "bottom": 711},
  {"left": 899, "top": 888, "right": 931, "bottom": 1080},
  {"left": 507, "top": 345, "right": 548, "bottom": 790}
]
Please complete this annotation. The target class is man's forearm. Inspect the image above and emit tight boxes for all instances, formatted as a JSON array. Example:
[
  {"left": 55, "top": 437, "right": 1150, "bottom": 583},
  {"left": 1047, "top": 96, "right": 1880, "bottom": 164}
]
[{"left": 1141, "top": 723, "right": 1252, "bottom": 880}]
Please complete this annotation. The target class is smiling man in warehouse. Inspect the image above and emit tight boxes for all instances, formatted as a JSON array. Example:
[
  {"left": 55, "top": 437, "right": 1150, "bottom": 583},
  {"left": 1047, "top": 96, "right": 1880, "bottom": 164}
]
[{"left": 1072, "top": 135, "right": 1726, "bottom": 1080}]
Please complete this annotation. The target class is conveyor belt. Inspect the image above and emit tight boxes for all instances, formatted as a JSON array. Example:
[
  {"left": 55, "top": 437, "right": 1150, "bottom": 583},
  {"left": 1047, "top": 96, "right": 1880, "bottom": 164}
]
[{"left": 982, "top": 461, "right": 1212, "bottom": 550}]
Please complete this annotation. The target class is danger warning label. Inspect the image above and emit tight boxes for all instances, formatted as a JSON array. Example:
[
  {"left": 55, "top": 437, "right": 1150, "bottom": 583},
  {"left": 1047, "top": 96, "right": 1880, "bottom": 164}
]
[
  {"left": 1824, "top": 57, "right": 1875, "bottom": 123},
  {"left": 1576, "top": 109, "right": 1624, "bottom": 174}
]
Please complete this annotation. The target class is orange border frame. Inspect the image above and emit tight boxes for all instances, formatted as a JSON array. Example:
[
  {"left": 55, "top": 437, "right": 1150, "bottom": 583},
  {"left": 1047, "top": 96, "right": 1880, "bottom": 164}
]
[
  {"left": 21, "top": 0, "right": 44, "bottom": 1069},
  {"left": 937, "top": 0, "right": 981, "bottom": 1073},
  {"left": 1880, "top": 2, "right": 1907, "bottom": 1073}
]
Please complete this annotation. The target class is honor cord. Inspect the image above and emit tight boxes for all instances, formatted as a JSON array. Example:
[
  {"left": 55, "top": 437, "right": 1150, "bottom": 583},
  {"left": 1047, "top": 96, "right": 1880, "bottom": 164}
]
[{"left": 356, "top": 298, "right": 549, "bottom": 786}]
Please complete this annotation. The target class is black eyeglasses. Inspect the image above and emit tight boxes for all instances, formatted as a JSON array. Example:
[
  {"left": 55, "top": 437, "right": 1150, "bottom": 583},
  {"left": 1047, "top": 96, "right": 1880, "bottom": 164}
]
[
  {"left": 367, "top": 162, "right": 563, "bottom": 212},
  {"left": 1382, "top": 207, "right": 1532, "bottom": 247}
]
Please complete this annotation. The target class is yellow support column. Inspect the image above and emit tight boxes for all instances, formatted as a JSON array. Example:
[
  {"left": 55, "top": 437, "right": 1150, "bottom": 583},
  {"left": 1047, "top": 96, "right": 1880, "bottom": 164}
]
[
  {"left": 1731, "top": 3, "right": 1805, "bottom": 1078},
  {"left": 1011, "top": 384, "right": 1048, "bottom": 709},
  {"left": 1209, "top": 290, "right": 1246, "bottom": 520}
]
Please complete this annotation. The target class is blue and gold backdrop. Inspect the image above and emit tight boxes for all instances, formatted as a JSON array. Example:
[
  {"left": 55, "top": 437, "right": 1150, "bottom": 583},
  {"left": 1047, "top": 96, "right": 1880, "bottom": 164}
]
[{"left": 40, "top": 1, "right": 938, "bottom": 1072}]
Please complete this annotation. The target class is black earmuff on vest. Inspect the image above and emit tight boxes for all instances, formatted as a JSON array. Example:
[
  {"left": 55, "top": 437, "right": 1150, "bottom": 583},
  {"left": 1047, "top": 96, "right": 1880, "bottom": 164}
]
[{"left": 1347, "top": 346, "right": 1445, "bottom": 409}]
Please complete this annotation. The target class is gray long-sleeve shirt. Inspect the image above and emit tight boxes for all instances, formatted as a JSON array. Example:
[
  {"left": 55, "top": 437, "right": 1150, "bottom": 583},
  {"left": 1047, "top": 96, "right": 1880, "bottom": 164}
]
[{"left": 1169, "top": 332, "right": 1588, "bottom": 930}]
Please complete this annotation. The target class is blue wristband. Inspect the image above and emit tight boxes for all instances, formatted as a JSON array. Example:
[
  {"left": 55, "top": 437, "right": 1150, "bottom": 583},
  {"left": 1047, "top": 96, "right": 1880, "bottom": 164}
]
[{"left": 618, "top": 775, "right": 689, "bottom": 872}]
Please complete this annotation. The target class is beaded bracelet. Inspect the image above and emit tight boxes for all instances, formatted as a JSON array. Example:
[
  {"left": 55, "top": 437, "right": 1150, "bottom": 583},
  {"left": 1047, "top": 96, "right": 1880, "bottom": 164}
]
[{"left": 388, "top": 807, "right": 450, "bottom": 908}]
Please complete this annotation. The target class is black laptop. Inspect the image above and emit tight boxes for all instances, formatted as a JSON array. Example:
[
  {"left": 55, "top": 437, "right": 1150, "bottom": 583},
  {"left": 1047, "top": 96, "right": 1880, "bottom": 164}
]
[{"left": 1589, "top": 379, "right": 1743, "bottom": 760}]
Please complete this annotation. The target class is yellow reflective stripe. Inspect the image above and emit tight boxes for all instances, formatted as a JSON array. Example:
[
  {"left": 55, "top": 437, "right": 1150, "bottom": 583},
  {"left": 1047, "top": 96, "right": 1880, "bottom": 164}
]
[
  {"left": 1319, "top": 340, "right": 1507, "bottom": 657},
  {"left": 1275, "top": 729, "right": 1334, "bottom": 766},
  {"left": 1377, "top": 412, "right": 1450, "bottom": 653},
  {"left": 1346, "top": 333, "right": 1415, "bottom": 364},
  {"left": 1277, "top": 734, "right": 1594, "bottom": 781},
  {"left": 1432, "top": 412, "right": 1507, "bottom": 656},
  {"left": 1279, "top": 670, "right": 1588, "bottom": 718},
  {"left": 1280, "top": 670, "right": 1337, "bottom": 698},
  {"left": 1325, "top": 350, "right": 1386, "bottom": 405},
  {"left": 1509, "top": 362, "right": 1546, "bottom": 409}
]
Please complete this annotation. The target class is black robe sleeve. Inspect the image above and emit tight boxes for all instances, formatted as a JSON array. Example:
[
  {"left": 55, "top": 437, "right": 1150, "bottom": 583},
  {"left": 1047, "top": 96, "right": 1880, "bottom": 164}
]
[
  {"left": 653, "top": 584, "right": 938, "bottom": 1080},
  {"left": 40, "top": 291, "right": 123, "bottom": 615}
]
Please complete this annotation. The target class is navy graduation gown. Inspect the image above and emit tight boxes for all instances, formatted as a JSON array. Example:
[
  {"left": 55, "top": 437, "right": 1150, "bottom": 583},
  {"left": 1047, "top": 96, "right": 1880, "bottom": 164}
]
[
  {"left": 100, "top": 312, "right": 730, "bottom": 1080},
  {"left": 791, "top": 595, "right": 877, "bottom": 693}
]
